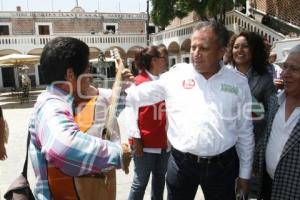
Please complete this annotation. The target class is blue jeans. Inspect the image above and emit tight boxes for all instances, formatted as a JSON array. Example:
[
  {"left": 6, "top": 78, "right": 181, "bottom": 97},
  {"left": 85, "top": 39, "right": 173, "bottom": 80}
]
[{"left": 128, "top": 150, "right": 170, "bottom": 200}]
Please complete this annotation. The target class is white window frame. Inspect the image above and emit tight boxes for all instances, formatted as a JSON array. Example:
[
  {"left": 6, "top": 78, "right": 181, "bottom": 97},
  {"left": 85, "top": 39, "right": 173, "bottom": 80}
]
[
  {"left": 103, "top": 23, "right": 118, "bottom": 32},
  {"left": 181, "top": 54, "right": 191, "bottom": 63},
  {"left": 35, "top": 22, "right": 53, "bottom": 35},
  {"left": 149, "top": 22, "right": 157, "bottom": 33},
  {"left": 169, "top": 56, "right": 177, "bottom": 68},
  {"left": 0, "top": 23, "right": 12, "bottom": 35}
]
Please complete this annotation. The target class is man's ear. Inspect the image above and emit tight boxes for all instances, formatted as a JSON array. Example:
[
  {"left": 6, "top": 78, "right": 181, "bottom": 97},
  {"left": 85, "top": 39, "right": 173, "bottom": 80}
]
[
  {"left": 65, "top": 68, "right": 75, "bottom": 81},
  {"left": 219, "top": 47, "right": 226, "bottom": 60}
]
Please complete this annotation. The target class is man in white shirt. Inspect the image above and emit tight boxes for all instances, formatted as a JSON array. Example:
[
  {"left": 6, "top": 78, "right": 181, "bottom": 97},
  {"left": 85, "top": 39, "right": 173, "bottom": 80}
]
[
  {"left": 268, "top": 52, "right": 284, "bottom": 91},
  {"left": 268, "top": 52, "right": 283, "bottom": 79},
  {"left": 255, "top": 44, "right": 300, "bottom": 200},
  {"left": 125, "top": 21, "right": 254, "bottom": 200}
]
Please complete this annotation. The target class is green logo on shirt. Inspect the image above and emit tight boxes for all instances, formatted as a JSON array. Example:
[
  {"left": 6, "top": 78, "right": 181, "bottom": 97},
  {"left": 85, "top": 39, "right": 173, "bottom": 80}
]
[{"left": 221, "top": 84, "right": 239, "bottom": 95}]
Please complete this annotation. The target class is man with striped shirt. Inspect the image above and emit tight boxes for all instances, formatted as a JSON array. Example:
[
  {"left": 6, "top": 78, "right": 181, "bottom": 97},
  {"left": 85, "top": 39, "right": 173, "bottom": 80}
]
[{"left": 29, "top": 37, "right": 131, "bottom": 199}]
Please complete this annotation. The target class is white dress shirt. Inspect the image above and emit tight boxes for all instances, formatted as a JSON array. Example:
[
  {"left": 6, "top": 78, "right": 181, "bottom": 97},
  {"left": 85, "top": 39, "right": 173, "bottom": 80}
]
[
  {"left": 273, "top": 63, "right": 283, "bottom": 79},
  {"left": 266, "top": 92, "right": 300, "bottom": 179},
  {"left": 125, "top": 63, "right": 254, "bottom": 179}
]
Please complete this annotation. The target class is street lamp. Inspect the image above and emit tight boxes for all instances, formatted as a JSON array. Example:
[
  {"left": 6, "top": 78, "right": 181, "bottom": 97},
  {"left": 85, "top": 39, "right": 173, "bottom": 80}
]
[{"left": 146, "top": 0, "right": 150, "bottom": 45}]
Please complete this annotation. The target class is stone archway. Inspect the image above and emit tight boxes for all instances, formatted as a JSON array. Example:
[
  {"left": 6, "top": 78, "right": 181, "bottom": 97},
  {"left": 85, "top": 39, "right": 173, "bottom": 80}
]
[
  {"left": 167, "top": 42, "right": 180, "bottom": 67},
  {"left": 167, "top": 41, "right": 180, "bottom": 55},
  {"left": 180, "top": 39, "right": 191, "bottom": 53},
  {"left": 127, "top": 46, "right": 144, "bottom": 58}
]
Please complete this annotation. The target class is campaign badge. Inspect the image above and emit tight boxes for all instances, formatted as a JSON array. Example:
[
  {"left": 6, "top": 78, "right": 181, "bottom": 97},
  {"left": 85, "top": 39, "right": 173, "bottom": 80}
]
[{"left": 182, "top": 79, "right": 195, "bottom": 89}]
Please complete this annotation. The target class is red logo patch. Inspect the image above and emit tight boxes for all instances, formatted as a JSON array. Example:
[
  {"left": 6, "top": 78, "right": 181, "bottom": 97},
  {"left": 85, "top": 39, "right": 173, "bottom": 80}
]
[{"left": 182, "top": 79, "right": 195, "bottom": 89}]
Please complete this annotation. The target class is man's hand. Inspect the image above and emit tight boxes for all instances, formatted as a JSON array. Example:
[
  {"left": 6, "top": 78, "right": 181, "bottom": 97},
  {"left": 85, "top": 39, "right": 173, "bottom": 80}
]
[
  {"left": 0, "top": 144, "right": 7, "bottom": 160},
  {"left": 120, "top": 69, "right": 134, "bottom": 89},
  {"left": 121, "top": 143, "right": 131, "bottom": 174},
  {"left": 133, "top": 138, "right": 144, "bottom": 157},
  {"left": 236, "top": 177, "right": 250, "bottom": 196},
  {"left": 274, "top": 79, "right": 284, "bottom": 90}
]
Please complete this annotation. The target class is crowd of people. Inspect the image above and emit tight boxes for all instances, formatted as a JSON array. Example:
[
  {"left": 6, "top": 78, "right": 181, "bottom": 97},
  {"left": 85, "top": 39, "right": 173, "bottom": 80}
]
[{"left": 1, "top": 20, "right": 300, "bottom": 200}]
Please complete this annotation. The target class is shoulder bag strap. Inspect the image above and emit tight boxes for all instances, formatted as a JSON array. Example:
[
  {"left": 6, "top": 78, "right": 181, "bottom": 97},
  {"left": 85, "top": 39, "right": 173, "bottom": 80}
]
[{"left": 22, "top": 131, "right": 30, "bottom": 179}]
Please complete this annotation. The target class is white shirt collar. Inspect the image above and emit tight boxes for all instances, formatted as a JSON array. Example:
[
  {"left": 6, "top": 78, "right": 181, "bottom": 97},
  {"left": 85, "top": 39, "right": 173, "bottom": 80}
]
[
  {"left": 277, "top": 90, "right": 286, "bottom": 106},
  {"left": 192, "top": 62, "right": 225, "bottom": 79},
  {"left": 145, "top": 70, "right": 159, "bottom": 80},
  {"left": 231, "top": 65, "right": 252, "bottom": 78}
]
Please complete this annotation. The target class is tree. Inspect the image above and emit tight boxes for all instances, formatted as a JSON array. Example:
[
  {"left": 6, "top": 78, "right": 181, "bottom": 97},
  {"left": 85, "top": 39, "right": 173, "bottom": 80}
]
[
  {"left": 150, "top": 0, "right": 246, "bottom": 27},
  {"left": 150, "top": 0, "right": 177, "bottom": 28}
]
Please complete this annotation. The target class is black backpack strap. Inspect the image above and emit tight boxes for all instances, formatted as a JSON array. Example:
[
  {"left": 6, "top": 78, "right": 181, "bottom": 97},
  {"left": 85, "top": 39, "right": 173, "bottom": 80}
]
[{"left": 22, "top": 131, "right": 31, "bottom": 179}]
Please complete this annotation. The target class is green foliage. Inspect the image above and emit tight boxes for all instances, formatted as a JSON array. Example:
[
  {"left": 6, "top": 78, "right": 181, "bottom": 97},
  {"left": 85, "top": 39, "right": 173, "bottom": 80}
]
[
  {"left": 150, "top": 0, "right": 176, "bottom": 28},
  {"left": 150, "top": 0, "right": 246, "bottom": 27},
  {"left": 206, "top": 0, "right": 235, "bottom": 23}
]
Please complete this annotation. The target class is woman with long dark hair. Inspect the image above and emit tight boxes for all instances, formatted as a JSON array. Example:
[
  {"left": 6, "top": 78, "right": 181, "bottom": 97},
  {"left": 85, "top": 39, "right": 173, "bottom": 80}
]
[{"left": 228, "top": 31, "right": 276, "bottom": 143}]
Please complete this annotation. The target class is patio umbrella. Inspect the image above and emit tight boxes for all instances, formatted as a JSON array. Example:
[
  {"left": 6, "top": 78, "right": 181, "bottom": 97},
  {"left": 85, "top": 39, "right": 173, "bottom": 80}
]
[
  {"left": 0, "top": 54, "right": 40, "bottom": 89},
  {"left": 0, "top": 54, "right": 40, "bottom": 66}
]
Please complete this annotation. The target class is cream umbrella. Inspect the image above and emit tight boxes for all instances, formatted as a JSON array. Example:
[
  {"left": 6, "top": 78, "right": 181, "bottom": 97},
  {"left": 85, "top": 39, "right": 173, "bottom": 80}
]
[
  {"left": 0, "top": 54, "right": 40, "bottom": 66},
  {"left": 0, "top": 54, "right": 40, "bottom": 90}
]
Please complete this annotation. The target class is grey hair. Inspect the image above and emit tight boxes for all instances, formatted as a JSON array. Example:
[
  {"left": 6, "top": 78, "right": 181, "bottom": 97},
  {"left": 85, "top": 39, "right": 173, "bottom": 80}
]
[
  {"left": 193, "top": 20, "right": 229, "bottom": 47},
  {"left": 289, "top": 44, "right": 300, "bottom": 54}
]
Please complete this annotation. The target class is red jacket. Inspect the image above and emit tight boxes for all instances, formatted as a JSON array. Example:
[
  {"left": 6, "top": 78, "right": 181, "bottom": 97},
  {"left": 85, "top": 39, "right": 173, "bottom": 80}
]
[{"left": 132, "top": 70, "right": 167, "bottom": 149}]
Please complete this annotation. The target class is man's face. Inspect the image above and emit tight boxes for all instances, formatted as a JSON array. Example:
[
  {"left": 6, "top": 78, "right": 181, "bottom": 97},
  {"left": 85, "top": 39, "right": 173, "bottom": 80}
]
[
  {"left": 77, "top": 66, "right": 92, "bottom": 98},
  {"left": 67, "top": 66, "right": 91, "bottom": 99},
  {"left": 282, "top": 52, "right": 300, "bottom": 97},
  {"left": 190, "top": 28, "right": 225, "bottom": 76}
]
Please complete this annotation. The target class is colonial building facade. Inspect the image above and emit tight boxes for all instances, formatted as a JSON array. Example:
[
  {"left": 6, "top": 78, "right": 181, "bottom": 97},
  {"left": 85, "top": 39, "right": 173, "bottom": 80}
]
[
  {"left": 0, "top": 6, "right": 151, "bottom": 88},
  {"left": 0, "top": 1, "right": 299, "bottom": 90}
]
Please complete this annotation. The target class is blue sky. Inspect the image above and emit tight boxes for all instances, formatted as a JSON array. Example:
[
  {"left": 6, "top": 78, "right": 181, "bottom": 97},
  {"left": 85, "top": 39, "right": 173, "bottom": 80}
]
[{"left": 0, "top": 0, "right": 149, "bottom": 13}]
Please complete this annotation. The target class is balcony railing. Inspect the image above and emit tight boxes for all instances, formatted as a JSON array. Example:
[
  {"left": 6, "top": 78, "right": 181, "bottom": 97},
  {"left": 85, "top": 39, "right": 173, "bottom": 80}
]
[
  {"left": 150, "top": 22, "right": 194, "bottom": 44},
  {"left": 0, "top": 34, "right": 147, "bottom": 53},
  {"left": 150, "top": 10, "right": 286, "bottom": 46},
  {"left": 225, "top": 10, "right": 285, "bottom": 44}
]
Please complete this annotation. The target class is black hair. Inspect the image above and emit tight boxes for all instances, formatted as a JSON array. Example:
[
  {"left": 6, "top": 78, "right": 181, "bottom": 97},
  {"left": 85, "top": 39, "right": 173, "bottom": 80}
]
[
  {"left": 228, "top": 31, "right": 269, "bottom": 75},
  {"left": 40, "top": 37, "right": 90, "bottom": 84},
  {"left": 134, "top": 46, "right": 160, "bottom": 71},
  {"left": 157, "top": 44, "right": 168, "bottom": 57}
]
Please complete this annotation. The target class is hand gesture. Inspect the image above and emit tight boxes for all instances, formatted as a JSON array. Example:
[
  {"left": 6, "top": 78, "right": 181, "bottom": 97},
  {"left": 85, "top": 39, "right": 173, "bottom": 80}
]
[
  {"left": 236, "top": 177, "right": 249, "bottom": 199},
  {"left": 121, "top": 143, "right": 131, "bottom": 174},
  {"left": 133, "top": 138, "right": 144, "bottom": 157},
  {"left": 273, "top": 79, "right": 284, "bottom": 90},
  {"left": 120, "top": 69, "right": 134, "bottom": 89}
]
